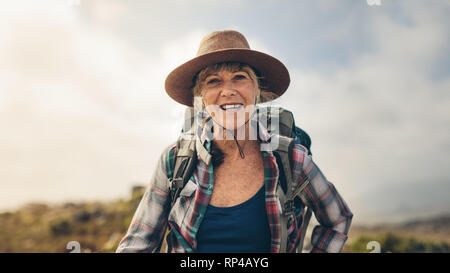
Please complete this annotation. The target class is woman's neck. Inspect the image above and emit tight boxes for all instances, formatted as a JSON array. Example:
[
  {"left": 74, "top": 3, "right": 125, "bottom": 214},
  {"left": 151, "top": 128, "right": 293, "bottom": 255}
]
[{"left": 211, "top": 122, "right": 259, "bottom": 160}]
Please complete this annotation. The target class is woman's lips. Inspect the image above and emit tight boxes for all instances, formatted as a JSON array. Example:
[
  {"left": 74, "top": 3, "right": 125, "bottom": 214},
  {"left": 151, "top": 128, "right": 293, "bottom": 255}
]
[{"left": 219, "top": 104, "right": 243, "bottom": 111}]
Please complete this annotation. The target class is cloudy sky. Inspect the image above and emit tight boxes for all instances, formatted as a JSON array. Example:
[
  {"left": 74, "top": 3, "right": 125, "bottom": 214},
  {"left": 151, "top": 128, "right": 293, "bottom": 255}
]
[{"left": 1, "top": 0, "right": 449, "bottom": 224}]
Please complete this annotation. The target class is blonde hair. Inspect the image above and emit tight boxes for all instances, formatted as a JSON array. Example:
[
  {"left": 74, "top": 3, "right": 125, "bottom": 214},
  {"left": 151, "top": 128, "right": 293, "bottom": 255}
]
[{"left": 191, "top": 62, "right": 277, "bottom": 106}]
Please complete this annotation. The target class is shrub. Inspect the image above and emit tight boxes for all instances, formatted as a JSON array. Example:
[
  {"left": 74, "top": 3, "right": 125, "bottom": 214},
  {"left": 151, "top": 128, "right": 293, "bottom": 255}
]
[{"left": 345, "top": 232, "right": 450, "bottom": 253}]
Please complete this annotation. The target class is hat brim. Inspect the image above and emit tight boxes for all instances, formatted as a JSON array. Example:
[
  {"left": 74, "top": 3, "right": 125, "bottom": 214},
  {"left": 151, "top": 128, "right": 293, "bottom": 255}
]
[{"left": 164, "top": 48, "right": 290, "bottom": 107}]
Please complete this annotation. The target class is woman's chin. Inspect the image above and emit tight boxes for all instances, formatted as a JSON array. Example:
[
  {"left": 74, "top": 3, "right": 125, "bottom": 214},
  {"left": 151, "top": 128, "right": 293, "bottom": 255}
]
[
  {"left": 227, "top": 118, "right": 249, "bottom": 129},
  {"left": 213, "top": 119, "right": 248, "bottom": 138}
]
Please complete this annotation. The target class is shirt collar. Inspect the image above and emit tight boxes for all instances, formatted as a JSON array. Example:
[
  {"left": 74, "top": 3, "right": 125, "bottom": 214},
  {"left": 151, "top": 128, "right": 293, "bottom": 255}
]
[{"left": 195, "top": 107, "right": 275, "bottom": 159}]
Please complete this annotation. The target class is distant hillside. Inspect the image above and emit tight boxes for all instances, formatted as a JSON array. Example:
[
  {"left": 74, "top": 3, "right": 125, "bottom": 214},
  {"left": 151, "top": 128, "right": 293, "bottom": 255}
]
[
  {"left": 0, "top": 186, "right": 449, "bottom": 253},
  {"left": 349, "top": 214, "right": 450, "bottom": 243},
  {"left": 0, "top": 186, "right": 146, "bottom": 253},
  {"left": 345, "top": 214, "right": 450, "bottom": 253},
  {"left": 400, "top": 214, "right": 450, "bottom": 234}
]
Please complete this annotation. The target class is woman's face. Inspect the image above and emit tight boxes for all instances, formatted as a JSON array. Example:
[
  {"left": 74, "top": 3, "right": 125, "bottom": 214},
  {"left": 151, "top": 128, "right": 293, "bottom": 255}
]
[{"left": 201, "top": 69, "right": 259, "bottom": 132}]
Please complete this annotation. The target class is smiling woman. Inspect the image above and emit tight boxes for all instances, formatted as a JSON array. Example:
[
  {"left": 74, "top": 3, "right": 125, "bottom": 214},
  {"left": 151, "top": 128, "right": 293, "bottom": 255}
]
[
  {"left": 196, "top": 64, "right": 259, "bottom": 143},
  {"left": 193, "top": 62, "right": 277, "bottom": 108},
  {"left": 116, "top": 30, "right": 353, "bottom": 254},
  {"left": 192, "top": 62, "right": 279, "bottom": 158}
]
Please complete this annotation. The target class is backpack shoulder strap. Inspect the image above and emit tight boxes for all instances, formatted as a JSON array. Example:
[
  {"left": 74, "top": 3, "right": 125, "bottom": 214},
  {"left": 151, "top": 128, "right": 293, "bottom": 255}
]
[
  {"left": 168, "top": 131, "right": 197, "bottom": 209},
  {"left": 274, "top": 135, "right": 294, "bottom": 253},
  {"left": 264, "top": 106, "right": 313, "bottom": 156},
  {"left": 298, "top": 207, "right": 312, "bottom": 253},
  {"left": 275, "top": 135, "right": 312, "bottom": 253},
  {"left": 263, "top": 106, "right": 294, "bottom": 138},
  {"left": 168, "top": 106, "right": 213, "bottom": 209}
]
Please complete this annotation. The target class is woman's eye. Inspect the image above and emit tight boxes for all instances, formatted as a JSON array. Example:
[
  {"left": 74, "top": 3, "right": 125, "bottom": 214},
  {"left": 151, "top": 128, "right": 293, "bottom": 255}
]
[
  {"left": 234, "top": 74, "right": 247, "bottom": 80},
  {"left": 206, "top": 78, "right": 219, "bottom": 84}
]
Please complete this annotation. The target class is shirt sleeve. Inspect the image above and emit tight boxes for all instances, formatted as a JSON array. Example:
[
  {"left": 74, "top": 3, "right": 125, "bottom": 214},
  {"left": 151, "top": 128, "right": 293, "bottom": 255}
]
[
  {"left": 116, "top": 143, "right": 177, "bottom": 253},
  {"left": 292, "top": 144, "right": 353, "bottom": 253}
]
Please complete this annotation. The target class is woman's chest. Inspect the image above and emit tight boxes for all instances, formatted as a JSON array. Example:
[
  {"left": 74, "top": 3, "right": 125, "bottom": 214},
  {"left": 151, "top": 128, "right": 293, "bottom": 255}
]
[{"left": 209, "top": 156, "right": 265, "bottom": 207}]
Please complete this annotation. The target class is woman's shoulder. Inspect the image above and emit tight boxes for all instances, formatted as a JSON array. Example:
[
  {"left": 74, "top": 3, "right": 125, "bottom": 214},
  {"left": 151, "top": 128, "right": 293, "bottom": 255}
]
[
  {"left": 162, "top": 142, "right": 178, "bottom": 158},
  {"left": 292, "top": 143, "right": 309, "bottom": 154},
  {"left": 290, "top": 143, "right": 312, "bottom": 165},
  {"left": 156, "top": 142, "right": 178, "bottom": 176}
]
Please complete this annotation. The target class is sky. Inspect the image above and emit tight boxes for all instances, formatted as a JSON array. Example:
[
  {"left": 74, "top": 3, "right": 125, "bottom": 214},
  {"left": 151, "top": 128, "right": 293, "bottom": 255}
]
[{"left": 1, "top": 0, "right": 449, "bottom": 224}]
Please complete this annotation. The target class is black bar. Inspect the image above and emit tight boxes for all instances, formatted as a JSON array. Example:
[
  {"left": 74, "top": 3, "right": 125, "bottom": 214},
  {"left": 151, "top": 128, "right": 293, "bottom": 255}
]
[{"left": 0, "top": 253, "right": 447, "bottom": 272}]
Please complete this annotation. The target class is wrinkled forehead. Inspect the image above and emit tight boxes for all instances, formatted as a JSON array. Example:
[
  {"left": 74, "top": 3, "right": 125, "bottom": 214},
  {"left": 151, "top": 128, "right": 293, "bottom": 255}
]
[
  {"left": 203, "top": 70, "right": 249, "bottom": 80},
  {"left": 199, "top": 62, "right": 252, "bottom": 81}
]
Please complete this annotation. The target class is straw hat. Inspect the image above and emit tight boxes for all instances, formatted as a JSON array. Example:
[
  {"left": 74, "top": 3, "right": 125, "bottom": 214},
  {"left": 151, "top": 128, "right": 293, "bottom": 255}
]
[{"left": 164, "top": 30, "right": 290, "bottom": 107}]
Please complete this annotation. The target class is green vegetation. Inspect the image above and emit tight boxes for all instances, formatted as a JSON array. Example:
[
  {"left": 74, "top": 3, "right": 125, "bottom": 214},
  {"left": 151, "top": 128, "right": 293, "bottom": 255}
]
[
  {"left": 1, "top": 187, "right": 449, "bottom": 253},
  {"left": 344, "top": 232, "right": 450, "bottom": 253},
  {"left": 0, "top": 187, "right": 145, "bottom": 253}
]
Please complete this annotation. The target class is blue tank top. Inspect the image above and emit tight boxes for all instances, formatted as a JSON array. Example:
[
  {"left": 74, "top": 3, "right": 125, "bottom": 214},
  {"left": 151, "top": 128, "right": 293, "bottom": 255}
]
[{"left": 196, "top": 185, "right": 271, "bottom": 253}]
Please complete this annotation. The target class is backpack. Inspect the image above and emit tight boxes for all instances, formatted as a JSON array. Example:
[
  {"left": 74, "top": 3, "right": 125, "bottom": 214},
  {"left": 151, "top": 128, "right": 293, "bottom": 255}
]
[{"left": 167, "top": 106, "right": 313, "bottom": 253}]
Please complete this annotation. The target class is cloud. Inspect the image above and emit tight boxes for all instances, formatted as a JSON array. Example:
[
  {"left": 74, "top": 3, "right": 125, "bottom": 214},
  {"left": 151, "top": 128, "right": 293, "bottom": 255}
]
[
  {"left": 0, "top": 0, "right": 186, "bottom": 210},
  {"left": 279, "top": 0, "right": 450, "bottom": 223},
  {"left": 0, "top": 1, "right": 449, "bottom": 225}
]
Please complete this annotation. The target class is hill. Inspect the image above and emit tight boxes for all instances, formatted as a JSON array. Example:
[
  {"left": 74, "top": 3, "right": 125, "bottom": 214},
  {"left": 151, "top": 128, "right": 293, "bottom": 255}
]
[
  {"left": 0, "top": 186, "right": 449, "bottom": 253},
  {"left": 344, "top": 214, "right": 450, "bottom": 253},
  {"left": 0, "top": 186, "right": 145, "bottom": 253}
]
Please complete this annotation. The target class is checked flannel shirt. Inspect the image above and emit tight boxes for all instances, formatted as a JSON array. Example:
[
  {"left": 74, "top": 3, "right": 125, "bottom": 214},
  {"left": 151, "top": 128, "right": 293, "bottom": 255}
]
[{"left": 116, "top": 116, "right": 353, "bottom": 253}]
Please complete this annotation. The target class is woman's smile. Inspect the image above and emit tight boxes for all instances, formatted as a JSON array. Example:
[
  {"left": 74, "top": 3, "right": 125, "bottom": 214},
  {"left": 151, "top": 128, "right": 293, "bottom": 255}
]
[{"left": 202, "top": 70, "right": 258, "bottom": 131}]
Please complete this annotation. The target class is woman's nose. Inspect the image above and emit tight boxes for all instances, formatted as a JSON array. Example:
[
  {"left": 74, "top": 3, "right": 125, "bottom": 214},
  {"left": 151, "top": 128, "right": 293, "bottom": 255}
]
[{"left": 220, "top": 79, "right": 237, "bottom": 96}]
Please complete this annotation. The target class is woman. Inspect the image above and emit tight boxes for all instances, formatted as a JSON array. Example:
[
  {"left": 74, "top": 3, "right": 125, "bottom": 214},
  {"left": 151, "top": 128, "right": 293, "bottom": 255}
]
[{"left": 116, "top": 30, "right": 353, "bottom": 253}]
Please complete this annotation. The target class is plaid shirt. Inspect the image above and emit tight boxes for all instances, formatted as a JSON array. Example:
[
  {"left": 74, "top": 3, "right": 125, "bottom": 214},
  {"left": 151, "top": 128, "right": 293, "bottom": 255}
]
[{"left": 116, "top": 116, "right": 353, "bottom": 253}]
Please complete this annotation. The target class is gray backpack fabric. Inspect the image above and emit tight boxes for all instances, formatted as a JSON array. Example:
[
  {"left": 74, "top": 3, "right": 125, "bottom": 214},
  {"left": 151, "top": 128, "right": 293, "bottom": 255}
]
[{"left": 168, "top": 106, "right": 313, "bottom": 253}]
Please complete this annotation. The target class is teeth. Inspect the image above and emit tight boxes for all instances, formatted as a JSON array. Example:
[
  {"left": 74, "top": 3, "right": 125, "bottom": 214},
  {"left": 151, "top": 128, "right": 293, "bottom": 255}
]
[{"left": 221, "top": 104, "right": 242, "bottom": 110}]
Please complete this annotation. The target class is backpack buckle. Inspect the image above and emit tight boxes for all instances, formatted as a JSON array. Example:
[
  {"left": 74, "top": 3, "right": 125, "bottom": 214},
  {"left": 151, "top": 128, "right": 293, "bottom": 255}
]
[
  {"left": 283, "top": 199, "right": 295, "bottom": 216},
  {"left": 169, "top": 178, "right": 184, "bottom": 191}
]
